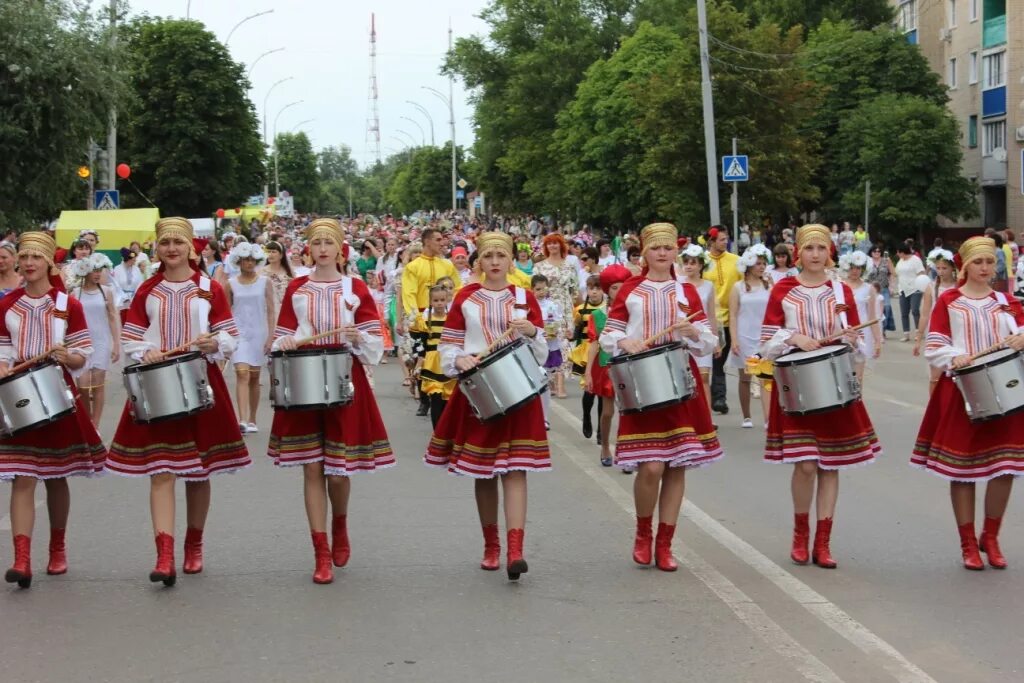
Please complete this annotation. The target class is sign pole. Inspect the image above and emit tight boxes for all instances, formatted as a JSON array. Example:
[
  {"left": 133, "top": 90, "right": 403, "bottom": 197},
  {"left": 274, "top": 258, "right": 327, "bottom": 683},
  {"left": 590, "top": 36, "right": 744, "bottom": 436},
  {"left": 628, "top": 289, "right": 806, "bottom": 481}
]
[{"left": 732, "top": 137, "right": 739, "bottom": 250}]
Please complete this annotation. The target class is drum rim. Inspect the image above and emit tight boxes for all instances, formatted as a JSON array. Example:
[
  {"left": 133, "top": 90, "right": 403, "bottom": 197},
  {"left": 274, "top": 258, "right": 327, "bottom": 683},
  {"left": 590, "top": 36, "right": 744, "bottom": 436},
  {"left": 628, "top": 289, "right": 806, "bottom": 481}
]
[
  {"left": 617, "top": 392, "right": 693, "bottom": 415},
  {"left": 774, "top": 343, "right": 850, "bottom": 367},
  {"left": 459, "top": 337, "right": 525, "bottom": 378},
  {"left": 130, "top": 402, "right": 213, "bottom": 424},
  {"left": 780, "top": 396, "right": 859, "bottom": 416},
  {"left": 269, "top": 347, "right": 353, "bottom": 359},
  {"left": 0, "top": 360, "right": 61, "bottom": 386},
  {"left": 608, "top": 341, "right": 686, "bottom": 365},
  {"left": 4, "top": 406, "right": 75, "bottom": 436},
  {"left": 123, "top": 350, "right": 204, "bottom": 374},
  {"left": 472, "top": 385, "right": 546, "bottom": 423},
  {"left": 271, "top": 397, "right": 354, "bottom": 411},
  {"left": 955, "top": 347, "right": 1022, "bottom": 376},
  {"left": 966, "top": 401, "right": 1024, "bottom": 423}
]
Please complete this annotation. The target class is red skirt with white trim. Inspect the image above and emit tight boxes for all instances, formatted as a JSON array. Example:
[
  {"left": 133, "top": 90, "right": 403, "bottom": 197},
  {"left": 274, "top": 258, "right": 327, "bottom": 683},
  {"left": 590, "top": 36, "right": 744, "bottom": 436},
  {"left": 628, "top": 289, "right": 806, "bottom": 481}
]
[
  {"left": 268, "top": 360, "right": 395, "bottom": 475},
  {"left": 614, "top": 358, "right": 722, "bottom": 469},
  {"left": 912, "top": 375, "right": 1024, "bottom": 481},
  {"left": 589, "top": 361, "right": 614, "bottom": 399},
  {"left": 425, "top": 386, "right": 550, "bottom": 478},
  {"left": 0, "top": 369, "right": 105, "bottom": 480},
  {"left": 106, "top": 360, "right": 250, "bottom": 480},
  {"left": 764, "top": 392, "right": 880, "bottom": 469}
]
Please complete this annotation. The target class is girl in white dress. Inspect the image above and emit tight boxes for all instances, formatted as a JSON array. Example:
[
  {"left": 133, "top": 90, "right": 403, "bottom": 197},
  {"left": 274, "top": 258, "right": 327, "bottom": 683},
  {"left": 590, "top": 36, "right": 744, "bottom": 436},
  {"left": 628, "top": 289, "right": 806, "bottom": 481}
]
[
  {"left": 111, "top": 248, "right": 145, "bottom": 326},
  {"left": 728, "top": 245, "right": 773, "bottom": 428},
  {"left": 225, "top": 243, "right": 275, "bottom": 433},
  {"left": 69, "top": 253, "right": 120, "bottom": 426},
  {"left": 839, "top": 252, "right": 883, "bottom": 388},
  {"left": 913, "top": 248, "right": 957, "bottom": 394},
  {"left": 678, "top": 244, "right": 717, "bottom": 413}
]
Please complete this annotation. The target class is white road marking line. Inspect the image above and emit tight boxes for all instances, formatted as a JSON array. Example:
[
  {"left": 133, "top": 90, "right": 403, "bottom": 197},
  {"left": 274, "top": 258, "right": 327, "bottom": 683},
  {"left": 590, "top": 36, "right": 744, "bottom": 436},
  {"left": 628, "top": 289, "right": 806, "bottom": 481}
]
[
  {"left": 550, "top": 400, "right": 937, "bottom": 683},
  {"left": 548, "top": 404, "right": 843, "bottom": 683},
  {"left": 0, "top": 498, "right": 45, "bottom": 532}
]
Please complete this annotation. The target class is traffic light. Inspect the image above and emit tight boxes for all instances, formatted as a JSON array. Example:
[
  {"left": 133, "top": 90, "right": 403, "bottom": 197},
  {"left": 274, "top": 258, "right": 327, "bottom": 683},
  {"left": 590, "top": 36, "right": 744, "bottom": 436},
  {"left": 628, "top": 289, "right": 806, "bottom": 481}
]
[
  {"left": 94, "top": 148, "right": 110, "bottom": 189},
  {"left": 77, "top": 166, "right": 91, "bottom": 179}
]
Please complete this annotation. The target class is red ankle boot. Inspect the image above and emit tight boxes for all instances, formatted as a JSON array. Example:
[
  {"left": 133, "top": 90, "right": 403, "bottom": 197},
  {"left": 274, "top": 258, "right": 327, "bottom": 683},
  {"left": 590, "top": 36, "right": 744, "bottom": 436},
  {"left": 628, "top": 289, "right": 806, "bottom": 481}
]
[
  {"left": 47, "top": 527, "right": 67, "bottom": 576},
  {"left": 331, "top": 515, "right": 350, "bottom": 568},
  {"left": 979, "top": 517, "right": 1007, "bottom": 569},
  {"left": 958, "top": 522, "right": 984, "bottom": 570},
  {"left": 183, "top": 527, "right": 204, "bottom": 574},
  {"left": 506, "top": 528, "right": 528, "bottom": 580},
  {"left": 632, "top": 516, "right": 653, "bottom": 565},
  {"left": 480, "top": 523, "right": 500, "bottom": 571},
  {"left": 149, "top": 532, "right": 177, "bottom": 586},
  {"left": 790, "top": 513, "right": 810, "bottom": 565},
  {"left": 655, "top": 523, "right": 678, "bottom": 572},
  {"left": 311, "top": 531, "right": 333, "bottom": 584},
  {"left": 812, "top": 518, "right": 837, "bottom": 569},
  {"left": 5, "top": 534, "right": 32, "bottom": 588}
]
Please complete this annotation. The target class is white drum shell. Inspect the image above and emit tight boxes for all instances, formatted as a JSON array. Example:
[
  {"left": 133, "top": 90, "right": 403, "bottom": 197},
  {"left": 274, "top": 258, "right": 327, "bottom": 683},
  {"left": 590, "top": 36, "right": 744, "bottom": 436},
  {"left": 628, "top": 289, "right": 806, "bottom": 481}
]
[
  {"left": 270, "top": 349, "right": 354, "bottom": 410},
  {"left": 773, "top": 344, "right": 860, "bottom": 416},
  {"left": 459, "top": 340, "right": 547, "bottom": 422},
  {"left": 952, "top": 348, "right": 1024, "bottom": 422},
  {"left": 609, "top": 343, "right": 695, "bottom": 414},
  {"left": 124, "top": 354, "right": 214, "bottom": 423},
  {"left": 0, "top": 363, "right": 75, "bottom": 437}
]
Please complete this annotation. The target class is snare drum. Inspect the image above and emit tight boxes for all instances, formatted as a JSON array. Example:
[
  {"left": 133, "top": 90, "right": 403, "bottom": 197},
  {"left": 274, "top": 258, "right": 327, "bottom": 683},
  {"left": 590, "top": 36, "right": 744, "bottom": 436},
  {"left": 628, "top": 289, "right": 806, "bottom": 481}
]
[
  {"left": 609, "top": 342, "right": 695, "bottom": 415},
  {"left": 269, "top": 347, "right": 354, "bottom": 410},
  {"left": 123, "top": 352, "right": 214, "bottom": 424},
  {"left": 773, "top": 344, "right": 860, "bottom": 416},
  {"left": 0, "top": 362, "right": 76, "bottom": 437},
  {"left": 952, "top": 348, "right": 1024, "bottom": 422},
  {"left": 459, "top": 338, "right": 547, "bottom": 422}
]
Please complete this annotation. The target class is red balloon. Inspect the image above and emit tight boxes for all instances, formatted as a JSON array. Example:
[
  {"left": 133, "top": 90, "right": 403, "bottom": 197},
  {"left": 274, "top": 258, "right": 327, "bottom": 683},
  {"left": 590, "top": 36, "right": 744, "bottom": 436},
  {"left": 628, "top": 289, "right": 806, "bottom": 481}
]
[
  {"left": 215, "top": 208, "right": 225, "bottom": 218},
  {"left": 116, "top": 163, "right": 131, "bottom": 179},
  {"left": 268, "top": 197, "right": 276, "bottom": 205},
  {"left": 234, "top": 207, "right": 242, "bottom": 214}
]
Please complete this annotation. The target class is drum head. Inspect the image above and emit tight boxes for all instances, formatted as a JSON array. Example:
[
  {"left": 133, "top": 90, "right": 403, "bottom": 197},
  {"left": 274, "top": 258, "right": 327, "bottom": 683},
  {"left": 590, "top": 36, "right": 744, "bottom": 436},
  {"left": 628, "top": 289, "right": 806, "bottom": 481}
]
[
  {"left": 124, "top": 350, "right": 204, "bottom": 374},
  {"left": 958, "top": 347, "right": 1021, "bottom": 376},
  {"left": 609, "top": 341, "right": 685, "bottom": 366},
  {"left": 775, "top": 344, "right": 849, "bottom": 366}
]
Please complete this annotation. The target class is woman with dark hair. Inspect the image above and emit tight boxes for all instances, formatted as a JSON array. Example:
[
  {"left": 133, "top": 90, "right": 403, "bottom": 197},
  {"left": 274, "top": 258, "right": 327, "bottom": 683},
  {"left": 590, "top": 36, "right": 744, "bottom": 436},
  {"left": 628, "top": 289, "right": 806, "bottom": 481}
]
[
  {"left": 62, "top": 240, "right": 93, "bottom": 286},
  {"left": 867, "top": 244, "right": 895, "bottom": 335},
  {"left": 625, "top": 246, "right": 642, "bottom": 276},
  {"left": 201, "top": 241, "right": 229, "bottom": 288},
  {"left": 768, "top": 243, "right": 797, "bottom": 284},
  {"left": 261, "top": 240, "right": 294, "bottom": 310},
  {"left": 895, "top": 243, "right": 926, "bottom": 342}
]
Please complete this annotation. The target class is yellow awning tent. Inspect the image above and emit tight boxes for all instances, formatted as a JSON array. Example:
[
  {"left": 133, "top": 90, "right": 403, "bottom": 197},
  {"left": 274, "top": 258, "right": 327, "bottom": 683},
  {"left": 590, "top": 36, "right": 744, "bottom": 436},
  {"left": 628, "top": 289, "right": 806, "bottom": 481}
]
[{"left": 55, "top": 209, "right": 161, "bottom": 253}]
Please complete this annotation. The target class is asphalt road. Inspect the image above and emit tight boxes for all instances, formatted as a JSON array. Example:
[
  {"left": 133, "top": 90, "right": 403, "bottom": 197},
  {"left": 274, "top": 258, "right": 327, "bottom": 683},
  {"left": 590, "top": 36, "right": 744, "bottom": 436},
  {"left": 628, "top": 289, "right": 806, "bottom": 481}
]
[{"left": 1, "top": 338, "right": 1021, "bottom": 683}]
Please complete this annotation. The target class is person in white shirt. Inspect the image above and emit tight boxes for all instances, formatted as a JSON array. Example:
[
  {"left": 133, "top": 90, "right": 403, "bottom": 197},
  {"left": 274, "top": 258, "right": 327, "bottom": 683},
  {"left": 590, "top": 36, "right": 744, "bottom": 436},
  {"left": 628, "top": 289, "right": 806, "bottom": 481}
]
[{"left": 895, "top": 243, "right": 927, "bottom": 342}]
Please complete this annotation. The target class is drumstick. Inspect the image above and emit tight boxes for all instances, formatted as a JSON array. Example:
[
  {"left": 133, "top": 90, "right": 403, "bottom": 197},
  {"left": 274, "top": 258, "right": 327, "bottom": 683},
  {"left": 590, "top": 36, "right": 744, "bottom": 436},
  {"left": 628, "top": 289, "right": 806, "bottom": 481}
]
[
  {"left": 160, "top": 333, "right": 215, "bottom": 359},
  {"left": 967, "top": 342, "right": 1006, "bottom": 364},
  {"left": 642, "top": 312, "right": 696, "bottom": 348},
  {"left": 818, "top": 318, "right": 880, "bottom": 345},
  {"left": 476, "top": 327, "right": 517, "bottom": 360},
  {"left": 8, "top": 347, "right": 57, "bottom": 375},
  {"left": 296, "top": 326, "right": 351, "bottom": 346}
]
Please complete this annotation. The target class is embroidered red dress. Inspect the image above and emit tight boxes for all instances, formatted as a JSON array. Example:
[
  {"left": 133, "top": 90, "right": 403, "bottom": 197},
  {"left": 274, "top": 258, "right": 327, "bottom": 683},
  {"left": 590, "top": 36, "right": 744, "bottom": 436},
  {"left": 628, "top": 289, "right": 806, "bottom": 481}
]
[
  {"left": 759, "top": 278, "right": 881, "bottom": 469},
  {"left": 106, "top": 272, "right": 250, "bottom": 480},
  {"left": 424, "top": 283, "right": 551, "bottom": 478},
  {"left": 0, "top": 288, "right": 105, "bottom": 479},
  {"left": 268, "top": 276, "right": 394, "bottom": 474},
  {"left": 913, "top": 289, "right": 1024, "bottom": 480},
  {"left": 598, "top": 277, "right": 722, "bottom": 469}
]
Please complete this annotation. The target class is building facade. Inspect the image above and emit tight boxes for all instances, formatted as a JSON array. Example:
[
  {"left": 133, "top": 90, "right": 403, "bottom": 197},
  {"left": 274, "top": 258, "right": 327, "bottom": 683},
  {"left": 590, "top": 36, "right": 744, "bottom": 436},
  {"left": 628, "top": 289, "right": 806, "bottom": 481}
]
[{"left": 895, "top": 0, "right": 1020, "bottom": 229}]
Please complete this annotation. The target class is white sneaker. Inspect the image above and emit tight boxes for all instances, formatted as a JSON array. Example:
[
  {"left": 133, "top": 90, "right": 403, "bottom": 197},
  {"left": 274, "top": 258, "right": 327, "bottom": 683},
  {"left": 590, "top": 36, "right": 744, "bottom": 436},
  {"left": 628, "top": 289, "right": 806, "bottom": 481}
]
[
  {"left": 239, "top": 422, "right": 250, "bottom": 434},
  {"left": 247, "top": 423, "right": 258, "bottom": 433},
  {"left": 741, "top": 418, "right": 753, "bottom": 428}
]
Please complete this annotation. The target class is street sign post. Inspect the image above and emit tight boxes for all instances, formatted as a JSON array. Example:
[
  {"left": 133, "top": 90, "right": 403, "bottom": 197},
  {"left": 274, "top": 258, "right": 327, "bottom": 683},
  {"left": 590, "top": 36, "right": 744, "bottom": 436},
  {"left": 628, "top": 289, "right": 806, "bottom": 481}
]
[
  {"left": 93, "top": 189, "right": 119, "bottom": 210},
  {"left": 723, "top": 147, "right": 748, "bottom": 250},
  {"left": 456, "top": 189, "right": 465, "bottom": 200}
]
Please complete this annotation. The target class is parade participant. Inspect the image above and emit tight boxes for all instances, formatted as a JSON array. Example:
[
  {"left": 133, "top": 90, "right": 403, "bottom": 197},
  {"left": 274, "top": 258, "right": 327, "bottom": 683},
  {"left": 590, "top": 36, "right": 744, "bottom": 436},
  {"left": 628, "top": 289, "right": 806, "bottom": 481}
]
[
  {"left": 269, "top": 218, "right": 394, "bottom": 585},
  {"left": 451, "top": 245, "right": 472, "bottom": 284},
  {"left": 600, "top": 223, "right": 722, "bottom": 571},
  {"left": 111, "top": 248, "right": 144, "bottom": 325},
  {"left": 514, "top": 245, "right": 533, "bottom": 276},
  {"left": 69, "top": 253, "right": 119, "bottom": 427},
  {"left": 533, "top": 233, "right": 578, "bottom": 323},
  {"left": 571, "top": 276, "right": 605, "bottom": 438},
  {"left": 224, "top": 242, "right": 274, "bottom": 434},
  {"left": 895, "top": 243, "right": 927, "bottom": 342},
  {"left": 0, "top": 241, "right": 22, "bottom": 296},
  {"left": 395, "top": 242, "right": 423, "bottom": 391},
  {"left": 262, "top": 240, "right": 294, "bottom": 310},
  {"left": 768, "top": 243, "right": 798, "bottom": 284},
  {"left": 533, "top": 274, "right": 567, "bottom": 410},
  {"left": 62, "top": 239, "right": 93, "bottom": 286},
  {"left": 399, "top": 228, "right": 461, "bottom": 334},
  {"left": 424, "top": 231, "right": 549, "bottom": 581},
  {"left": 913, "top": 248, "right": 957, "bottom": 394},
  {"left": 417, "top": 284, "right": 456, "bottom": 427},
  {"left": 584, "top": 265, "right": 630, "bottom": 466},
  {"left": 840, "top": 251, "right": 882, "bottom": 388},
  {"left": 679, "top": 244, "right": 717, "bottom": 415},
  {"left": 1, "top": 232, "right": 105, "bottom": 588},
  {"left": 728, "top": 245, "right": 773, "bottom": 428},
  {"left": 107, "top": 218, "right": 250, "bottom": 587},
  {"left": 759, "top": 224, "right": 881, "bottom": 569},
  {"left": 912, "top": 237, "right": 1024, "bottom": 570},
  {"left": 704, "top": 226, "right": 742, "bottom": 415}
]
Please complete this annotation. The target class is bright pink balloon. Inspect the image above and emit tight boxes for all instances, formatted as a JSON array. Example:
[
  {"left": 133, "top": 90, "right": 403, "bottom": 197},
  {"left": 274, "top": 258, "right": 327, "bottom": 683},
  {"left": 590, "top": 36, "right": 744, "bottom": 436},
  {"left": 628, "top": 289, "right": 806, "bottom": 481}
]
[{"left": 216, "top": 208, "right": 225, "bottom": 218}]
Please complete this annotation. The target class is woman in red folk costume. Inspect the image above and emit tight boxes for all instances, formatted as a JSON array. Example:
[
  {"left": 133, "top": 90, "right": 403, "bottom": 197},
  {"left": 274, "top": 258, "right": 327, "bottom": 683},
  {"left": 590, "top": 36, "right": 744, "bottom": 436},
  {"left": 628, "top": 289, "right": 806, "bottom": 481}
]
[
  {"left": 759, "top": 224, "right": 880, "bottom": 569},
  {"left": 0, "top": 233, "right": 105, "bottom": 588},
  {"left": 425, "top": 231, "right": 549, "bottom": 581},
  {"left": 269, "top": 218, "right": 394, "bottom": 585},
  {"left": 599, "top": 223, "right": 722, "bottom": 572},
  {"left": 107, "top": 218, "right": 250, "bottom": 587},
  {"left": 913, "top": 237, "right": 1024, "bottom": 570}
]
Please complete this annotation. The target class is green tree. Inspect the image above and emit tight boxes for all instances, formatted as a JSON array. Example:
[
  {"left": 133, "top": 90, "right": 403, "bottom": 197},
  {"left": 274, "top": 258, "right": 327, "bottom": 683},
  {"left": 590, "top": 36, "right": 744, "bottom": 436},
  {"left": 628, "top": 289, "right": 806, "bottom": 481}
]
[
  {"left": 831, "top": 94, "right": 976, "bottom": 237},
  {"left": 119, "top": 18, "right": 263, "bottom": 216},
  {"left": 0, "top": 0, "right": 122, "bottom": 229},
  {"left": 274, "top": 132, "right": 320, "bottom": 212},
  {"left": 732, "top": 0, "right": 892, "bottom": 30},
  {"left": 385, "top": 144, "right": 465, "bottom": 215},
  {"left": 318, "top": 144, "right": 359, "bottom": 183}
]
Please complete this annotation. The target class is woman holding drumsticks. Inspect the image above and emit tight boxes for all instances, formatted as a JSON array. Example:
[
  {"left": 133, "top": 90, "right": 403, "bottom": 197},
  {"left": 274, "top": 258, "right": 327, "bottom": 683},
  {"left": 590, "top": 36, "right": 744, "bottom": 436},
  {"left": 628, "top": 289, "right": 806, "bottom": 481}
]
[
  {"left": 269, "top": 218, "right": 394, "bottom": 585},
  {"left": 106, "top": 218, "right": 250, "bottom": 587},
  {"left": 759, "top": 224, "right": 881, "bottom": 570},
  {"left": 912, "top": 236, "right": 1024, "bottom": 570},
  {"left": 0, "top": 232, "right": 105, "bottom": 588},
  {"left": 424, "top": 231, "right": 549, "bottom": 581},
  {"left": 600, "top": 222, "right": 722, "bottom": 572}
]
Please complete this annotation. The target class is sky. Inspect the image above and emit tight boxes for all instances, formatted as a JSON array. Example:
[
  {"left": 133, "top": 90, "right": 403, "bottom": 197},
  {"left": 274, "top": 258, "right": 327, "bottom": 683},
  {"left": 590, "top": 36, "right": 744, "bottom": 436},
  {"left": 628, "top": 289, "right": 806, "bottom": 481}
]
[{"left": 100, "top": 0, "right": 490, "bottom": 167}]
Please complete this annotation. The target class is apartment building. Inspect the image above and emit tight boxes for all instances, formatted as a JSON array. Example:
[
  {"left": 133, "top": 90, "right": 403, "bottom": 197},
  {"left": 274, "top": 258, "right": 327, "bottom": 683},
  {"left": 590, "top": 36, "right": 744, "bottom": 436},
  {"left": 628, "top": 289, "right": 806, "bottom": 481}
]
[{"left": 895, "top": 0, "right": 1020, "bottom": 229}]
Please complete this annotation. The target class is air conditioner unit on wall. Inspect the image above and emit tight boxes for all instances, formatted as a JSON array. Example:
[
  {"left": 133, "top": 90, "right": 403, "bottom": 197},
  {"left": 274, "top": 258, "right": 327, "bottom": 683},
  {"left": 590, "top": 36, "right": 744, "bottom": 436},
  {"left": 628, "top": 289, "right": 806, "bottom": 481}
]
[
  {"left": 940, "top": 28, "right": 953, "bottom": 42},
  {"left": 1015, "top": 126, "right": 1024, "bottom": 143}
]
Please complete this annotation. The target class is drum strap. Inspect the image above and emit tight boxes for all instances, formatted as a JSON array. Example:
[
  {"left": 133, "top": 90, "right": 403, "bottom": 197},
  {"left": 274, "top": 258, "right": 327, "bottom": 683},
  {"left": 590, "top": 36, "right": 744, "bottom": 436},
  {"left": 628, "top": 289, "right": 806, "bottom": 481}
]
[
  {"left": 995, "top": 292, "right": 1019, "bottom": 335},
  {"left": 52, "top": 291, "right": 69, "bottom": 345},
  {"left": 513, "top": 287, "right": 527, "bottom": 319},
  {"left": 342, "top": 277, "right": 355, "bottom": 325},
  {"left": 831, "top": 280, "right": 849, "bottom": 330}
]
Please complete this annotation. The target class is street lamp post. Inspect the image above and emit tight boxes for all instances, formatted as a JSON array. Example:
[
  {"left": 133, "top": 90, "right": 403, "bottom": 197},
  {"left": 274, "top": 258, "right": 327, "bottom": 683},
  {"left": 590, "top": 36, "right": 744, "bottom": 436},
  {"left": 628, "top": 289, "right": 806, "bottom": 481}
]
[
  {"left": 406, "top": 101, "right": 435, "bottom": 146},
  {"left": 400, "top": 117, "right": 426, "bottom": 146},
  {"left": 388, "top": 138, "right": 412, "bottom": 163},
  {"left": 247, "top": 47, "right": 284, "bottom": 79},
  {"left": 273, "top": 100, "right": 303, "bottom": 196},
  {"left": 225, "top": 9, "right": 273, "bottom": 46},
  {"left": 423, "top": 85, "right": 456, "bottom": 212},
  {"left": 262, "top": 77, "right": 294, "bottom": 199},
  {"left": 290, "top": 118, "right": 315, "bottom": 133},
  {"left": 396, "top": 129, "right": 418, "bottom": 148}
]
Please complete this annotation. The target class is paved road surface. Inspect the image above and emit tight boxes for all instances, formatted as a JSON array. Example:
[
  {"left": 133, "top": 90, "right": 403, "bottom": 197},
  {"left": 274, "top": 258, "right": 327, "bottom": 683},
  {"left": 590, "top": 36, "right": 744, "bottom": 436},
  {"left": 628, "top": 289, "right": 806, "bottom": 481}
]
[{"left": 1, "top": 340, "right": 1021, "bottom": 682}]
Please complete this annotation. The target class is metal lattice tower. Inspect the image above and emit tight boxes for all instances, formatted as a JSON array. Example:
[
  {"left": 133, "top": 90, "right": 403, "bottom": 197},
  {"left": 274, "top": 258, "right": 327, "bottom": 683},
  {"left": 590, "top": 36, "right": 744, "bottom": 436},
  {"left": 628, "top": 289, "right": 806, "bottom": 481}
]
[{"left": 365, "top": 13, "right": 381, "bottom": 164}]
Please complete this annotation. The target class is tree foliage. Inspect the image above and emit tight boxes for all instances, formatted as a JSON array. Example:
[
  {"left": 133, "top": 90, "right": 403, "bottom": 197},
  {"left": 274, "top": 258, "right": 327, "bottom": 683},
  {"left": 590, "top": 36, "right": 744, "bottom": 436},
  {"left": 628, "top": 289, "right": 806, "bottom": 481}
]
[
  {"left": 274, "top": 132, "right": 319, "bottom": 212},
  {"left": 385, "top": 144, "right": 464, "bottom": 215},
  {"left": 729, "top": 0, "right": 892, "bottom": 31},
  {"left": 0, "top": 0, "right": 121, "bottom": 229}
]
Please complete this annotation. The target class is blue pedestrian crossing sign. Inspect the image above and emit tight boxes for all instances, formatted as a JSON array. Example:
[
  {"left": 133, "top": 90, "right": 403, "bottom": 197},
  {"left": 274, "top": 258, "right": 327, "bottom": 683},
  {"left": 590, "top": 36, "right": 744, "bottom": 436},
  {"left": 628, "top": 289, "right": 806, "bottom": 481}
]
[
  {"left": 722, "top": 155, "right": 749, "bottom": 182},
  {"left": 93, "top": 189, "right": 120, "bottom": 210},
  {"left": 456, "top": 189, "right": 466, "bottom": 200}
]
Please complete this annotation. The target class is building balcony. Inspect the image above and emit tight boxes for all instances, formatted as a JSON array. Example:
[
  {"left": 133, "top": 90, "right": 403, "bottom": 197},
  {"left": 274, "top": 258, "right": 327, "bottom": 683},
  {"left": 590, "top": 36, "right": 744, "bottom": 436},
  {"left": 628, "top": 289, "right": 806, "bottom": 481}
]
[
  {"left": 983, "top": 15, "right": 1006, "bottom": 48},
  {"left": 982, "top": 154, "right": 1008, "bottom": 186}
]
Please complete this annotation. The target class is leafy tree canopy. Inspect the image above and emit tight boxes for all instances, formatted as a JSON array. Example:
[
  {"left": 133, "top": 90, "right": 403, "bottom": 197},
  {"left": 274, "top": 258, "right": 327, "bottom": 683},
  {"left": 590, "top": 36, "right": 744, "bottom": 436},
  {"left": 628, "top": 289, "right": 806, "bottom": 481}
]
[{"left": 274, "top": 132, "right": 320, "bottom": 213}]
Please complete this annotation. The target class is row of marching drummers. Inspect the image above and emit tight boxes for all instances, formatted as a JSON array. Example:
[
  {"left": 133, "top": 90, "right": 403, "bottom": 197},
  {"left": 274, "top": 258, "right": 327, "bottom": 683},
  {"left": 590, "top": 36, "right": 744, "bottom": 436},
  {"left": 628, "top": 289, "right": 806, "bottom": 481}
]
[{"left": 3, "top": 222, "right": 1024, "bottom": 590}]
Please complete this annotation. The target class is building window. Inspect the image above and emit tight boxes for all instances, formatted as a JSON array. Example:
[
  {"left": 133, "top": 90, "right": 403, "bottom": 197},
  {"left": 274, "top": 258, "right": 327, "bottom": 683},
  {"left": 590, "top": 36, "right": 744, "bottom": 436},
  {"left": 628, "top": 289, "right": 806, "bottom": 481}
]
[
  {"left": 970, "top": 51, "right": 979, "bottom": 84},
  {"left": 983, "top": 119, "right": 1006, "bottom": 156},
  {"left": 948, "top": 0, "right": 957, "bottom": 26},
  {"left": 984, "top": 51, "right": 1006, "bottom": 89},
  {"left": 969, "top": 115, "right": 978, "bottom": 148},
  {"left": 970, "top": 0, "right": 979, "bottom": 21},
  {"left": 949, "top": 57, "right": 958, "bottom": 88},
  {"left": 898, "top": 0, "right": 917, "bottom": 32}
]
